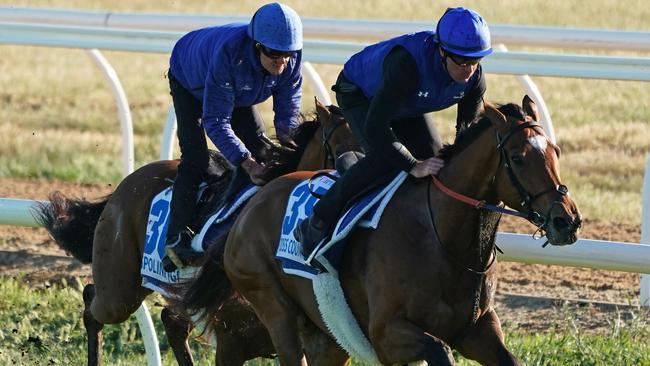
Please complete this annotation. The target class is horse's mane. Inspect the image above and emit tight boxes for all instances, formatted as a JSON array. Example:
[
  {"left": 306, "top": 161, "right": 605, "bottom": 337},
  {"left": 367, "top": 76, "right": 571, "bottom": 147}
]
[
  {"left": 262, "top": 111, "right": 321, "bottom": 177},
  {"left": 437, "top": 103, "right": 526, "bottom": 162}
]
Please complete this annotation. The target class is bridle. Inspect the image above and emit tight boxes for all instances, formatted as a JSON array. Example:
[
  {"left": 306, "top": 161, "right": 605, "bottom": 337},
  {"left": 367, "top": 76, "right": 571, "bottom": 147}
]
[
  {"left": 320, "top": 116, "right": 346, "bottom": 169},
  {"left": 431, "top": 119, "right": 569, "bottom": 240},
  {"left": 494, "top": 120, "right": 569, "bottom": 241},
  {"left": 427, "top": 116, "right": 572, "bottom": 329}
]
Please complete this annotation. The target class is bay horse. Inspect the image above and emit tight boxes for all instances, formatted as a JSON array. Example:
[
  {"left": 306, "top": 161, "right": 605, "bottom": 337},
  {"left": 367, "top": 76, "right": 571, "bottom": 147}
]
[
  {"left": 187, "top": 96, "right": 582, "bottom": 365},
  {"left": 35, "top": 99, "right": 360, "bottom": 366}
]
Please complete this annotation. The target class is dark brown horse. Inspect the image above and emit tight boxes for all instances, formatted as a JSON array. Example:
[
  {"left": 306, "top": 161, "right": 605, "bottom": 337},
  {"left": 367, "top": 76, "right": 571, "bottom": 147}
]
[
  {"left": 35, "top": 99, "right": 360, "bottom": 366},
  {"left": 188, "top": 96, "right": 582, "bottom": 365}
]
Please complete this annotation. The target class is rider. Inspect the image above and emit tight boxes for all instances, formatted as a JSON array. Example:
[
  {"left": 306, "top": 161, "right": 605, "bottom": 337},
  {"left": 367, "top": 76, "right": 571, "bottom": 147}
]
[
  {"left": 296, "top": 7, "right": 493, "bottom": 257},
  {"left": 163, "top": 2, "right": 303, "bottom": 271}
]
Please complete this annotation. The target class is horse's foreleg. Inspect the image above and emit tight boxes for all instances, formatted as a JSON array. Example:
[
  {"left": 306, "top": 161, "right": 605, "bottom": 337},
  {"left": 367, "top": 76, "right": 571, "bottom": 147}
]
[
  {"left": 453, "top": 308, "right": 521, "bottom": 366},
  {"left": 83, "top": 284, "right": 104, "bottom": 366},
  {"left": 370, "top": 317, "right": 455, "bottom": 365},
  {"left": 161, "top": 307, "right": 195, "bottom": 366},
  {"left": 241, "top": 287, "right": 305, "bottom": 366},
  {"left": 300, "top": 317, "right": 350, "bottom": 366}
]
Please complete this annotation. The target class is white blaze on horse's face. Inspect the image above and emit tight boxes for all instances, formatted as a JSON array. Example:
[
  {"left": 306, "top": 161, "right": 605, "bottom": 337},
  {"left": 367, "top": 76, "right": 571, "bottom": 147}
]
[{"left": 527, "top": 135, "right": 548, "bottom": 153}]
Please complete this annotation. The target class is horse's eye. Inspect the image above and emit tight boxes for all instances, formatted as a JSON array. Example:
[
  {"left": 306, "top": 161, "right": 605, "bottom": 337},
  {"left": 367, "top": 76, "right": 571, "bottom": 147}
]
[{"left": 511, "top": 155, "right": 525, "bottom": 165}]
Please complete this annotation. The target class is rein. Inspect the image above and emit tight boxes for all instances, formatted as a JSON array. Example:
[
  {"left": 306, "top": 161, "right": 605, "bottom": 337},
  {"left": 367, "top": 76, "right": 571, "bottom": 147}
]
[
  {"left": 426, "top": 181, "right": 499, "bottom": 275},
  {"left": 431, "top": 176, "right": 529, "bottom": 220},
  {"left": 426, "top": 177, "right": 499, "bottom": 329},
  {"left": 321, "top": 119, "right": 345, "bottom": 168}
]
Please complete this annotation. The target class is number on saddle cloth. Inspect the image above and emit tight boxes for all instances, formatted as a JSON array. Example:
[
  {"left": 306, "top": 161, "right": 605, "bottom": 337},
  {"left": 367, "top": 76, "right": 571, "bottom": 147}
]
[{"left": 277, "top": 171, "right": 408, "bottom": 278}]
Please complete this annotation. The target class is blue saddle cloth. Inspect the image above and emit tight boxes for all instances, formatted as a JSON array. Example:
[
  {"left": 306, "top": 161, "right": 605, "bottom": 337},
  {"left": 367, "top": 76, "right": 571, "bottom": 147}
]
[
  {"left": 140, "top": 183, "right": 259, "bottom": 297},
  {"left": 275, "top": 171, "right": 408, "bottom": 279}
]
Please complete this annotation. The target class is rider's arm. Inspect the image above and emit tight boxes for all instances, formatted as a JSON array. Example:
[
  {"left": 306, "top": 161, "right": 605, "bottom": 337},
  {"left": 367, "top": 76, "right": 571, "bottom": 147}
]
[
  {"left": 202, "top": 52, "right": 252, "bottom": 167},
  {"left": 364, "top": 46, "right": 420, "bottom": 171},
  {"left": 455, "top": 66, "right": 486, "bottom": 134},
  {"left": 272, "top": 51, "right": 303, "bottom": 142}
]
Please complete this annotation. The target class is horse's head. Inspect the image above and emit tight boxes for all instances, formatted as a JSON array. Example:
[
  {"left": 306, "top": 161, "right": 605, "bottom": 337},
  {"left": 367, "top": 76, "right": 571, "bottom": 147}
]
[
  {"left": 295, "top": 97, "right": 361, "bottom": 170},
  {"left": 486, "top": 96, "right": 581, "bottom": 246}
]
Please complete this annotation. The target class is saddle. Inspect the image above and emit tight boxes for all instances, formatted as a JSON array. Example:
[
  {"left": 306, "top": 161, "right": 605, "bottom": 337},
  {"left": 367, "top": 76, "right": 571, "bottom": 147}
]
[{"left": 276, "top": 169, "right": 408, "bottom": 279}]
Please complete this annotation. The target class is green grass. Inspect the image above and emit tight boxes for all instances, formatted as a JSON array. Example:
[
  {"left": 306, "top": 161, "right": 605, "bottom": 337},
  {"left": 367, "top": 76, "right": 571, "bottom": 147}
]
[
  {"left": 0, "top": 277, "right": 216, "bottom": 365},
  {"left": 1, "top": 278, "right": 648, "bottom": 365}
]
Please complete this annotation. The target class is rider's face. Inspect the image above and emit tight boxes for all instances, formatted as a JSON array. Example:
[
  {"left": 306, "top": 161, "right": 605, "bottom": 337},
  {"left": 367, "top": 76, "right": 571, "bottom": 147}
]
[
  {"left": 257, "top": 43, "right": 294, "bottom": 76},
  {"left": 441, "top": 49, "right": 481, "bottom": 84}
]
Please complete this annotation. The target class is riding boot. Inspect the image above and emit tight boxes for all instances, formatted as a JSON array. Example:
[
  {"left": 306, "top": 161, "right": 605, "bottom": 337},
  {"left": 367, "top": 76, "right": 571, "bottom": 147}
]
[
  {"left": 162, "top": 229, "right": 202, "bottom": 272},
  {"left": 294, "top": 214, "right": 329, "bottom": 258}
]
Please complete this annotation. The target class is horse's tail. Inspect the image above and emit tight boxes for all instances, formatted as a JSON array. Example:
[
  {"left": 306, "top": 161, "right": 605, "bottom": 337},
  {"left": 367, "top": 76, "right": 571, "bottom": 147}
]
[
  {"left": 34, "top": 191, "right": 109, "bottom": 264},
  {"left": 181, "top": 233, "right": 234, "bottom": 326}
]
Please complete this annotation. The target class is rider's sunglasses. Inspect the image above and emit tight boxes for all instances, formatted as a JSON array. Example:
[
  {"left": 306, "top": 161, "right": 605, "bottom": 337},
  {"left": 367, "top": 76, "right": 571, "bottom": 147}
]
[
  {"left": 256, "top": 43, "right": 296, "bottom": 59},
  {"left": 445, "top": 51, "right": 482, "bottom": 67}
]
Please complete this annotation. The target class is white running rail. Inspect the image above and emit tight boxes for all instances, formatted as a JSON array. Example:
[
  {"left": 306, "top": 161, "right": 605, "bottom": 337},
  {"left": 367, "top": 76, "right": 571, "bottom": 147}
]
[{"left": 2, "top": 6, "right": 650, "bottom": 51}]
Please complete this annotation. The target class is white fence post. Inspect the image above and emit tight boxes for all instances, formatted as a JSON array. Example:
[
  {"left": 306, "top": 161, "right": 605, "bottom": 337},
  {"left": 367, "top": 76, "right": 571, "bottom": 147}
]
[
  {"left": 134, "top": 303, "right": 162, "bottom": 366},
  {"left": 495, "top": 44, "right": 556, "bottom": 143},
  {"left": 641, "top": 156, "right": 650, "bottom": 306},
  {"left": 87, "top": 48, "right": 163, "bottom": 361},
  {"left": 302, "top": 61, "right": 332, "bottom": 105},
  {"left": 160, "top": 105, "right": 177, "bottom": 160},
  {"left": 86, "top": 49, "right": 135, "bottom": 176}
]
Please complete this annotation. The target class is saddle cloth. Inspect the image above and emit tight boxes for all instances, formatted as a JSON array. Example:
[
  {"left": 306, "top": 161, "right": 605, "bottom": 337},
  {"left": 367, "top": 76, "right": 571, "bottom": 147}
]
[
  {"left": 140, "top": 183, "right": 259, "bottom": 297},
  {"left": 276, "top": 171, "right": 408, "bottom": 279}
]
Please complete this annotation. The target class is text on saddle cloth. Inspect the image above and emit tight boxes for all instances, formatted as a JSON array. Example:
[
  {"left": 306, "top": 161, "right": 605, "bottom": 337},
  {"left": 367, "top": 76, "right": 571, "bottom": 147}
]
[
  {"left": 140, "top": 183, "right": 259, "bottom": 297},
  {"left": 276, "top": 171, "right": 408, "bottom": 279}
]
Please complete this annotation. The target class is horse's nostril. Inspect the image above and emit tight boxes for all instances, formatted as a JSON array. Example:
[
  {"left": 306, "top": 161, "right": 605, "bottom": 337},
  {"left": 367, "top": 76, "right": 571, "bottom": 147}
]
[
  {"left": 553, "top": 217, "right": 569, "bottom": 230},
  {"left": 574, "top": 215, "right": 583, "bottom": 229}
]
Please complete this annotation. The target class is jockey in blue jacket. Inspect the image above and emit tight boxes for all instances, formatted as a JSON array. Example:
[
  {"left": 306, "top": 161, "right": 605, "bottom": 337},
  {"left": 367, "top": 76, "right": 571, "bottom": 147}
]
[
  {"left": 164, "top": 2, "right": 303, "bottom": 271},
  {"left": 296, "top": 7, "right": 493, "bottom": 258}
]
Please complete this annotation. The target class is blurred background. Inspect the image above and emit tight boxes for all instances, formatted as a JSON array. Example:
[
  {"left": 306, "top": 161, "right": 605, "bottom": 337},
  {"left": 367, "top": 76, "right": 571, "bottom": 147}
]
[{"left": 2, "top": 0, "right": 649, "bottom": 225}]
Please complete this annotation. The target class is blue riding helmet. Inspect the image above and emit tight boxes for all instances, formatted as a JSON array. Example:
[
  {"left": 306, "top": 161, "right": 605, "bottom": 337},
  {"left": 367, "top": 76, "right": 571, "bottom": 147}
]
[
  {"left": 435, "top": 7, "right": 492, "bottom": 58},
  {"left": 247, "top": 2, "right": 303, "bottom": 52}
]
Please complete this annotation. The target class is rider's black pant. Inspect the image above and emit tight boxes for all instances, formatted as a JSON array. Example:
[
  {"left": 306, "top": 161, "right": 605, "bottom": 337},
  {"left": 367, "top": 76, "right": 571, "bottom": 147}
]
[
  {"left": 313, "top": 72, "right": 441, "bottom": 227},
  {"left": 166, "top": 72, "right": 265, "bottom": 237}
]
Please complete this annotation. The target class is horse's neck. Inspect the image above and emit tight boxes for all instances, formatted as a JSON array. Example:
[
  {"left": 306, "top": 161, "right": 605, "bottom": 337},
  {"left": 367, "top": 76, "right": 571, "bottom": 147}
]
[
  {"left": 296, "top": 125, "right": 326, "bottom": 171},
  {"left": 433, "top": 127, "right": 500, "bottom": 251}
]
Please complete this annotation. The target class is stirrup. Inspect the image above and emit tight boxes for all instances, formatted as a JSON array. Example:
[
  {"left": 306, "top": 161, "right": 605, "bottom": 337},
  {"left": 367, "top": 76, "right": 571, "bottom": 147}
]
[
  {"left": 161, "top": 255, "right": 178, "bottom": 272},
  {"left": 164, "top": 231, "right": 199, "bottom": 269}
]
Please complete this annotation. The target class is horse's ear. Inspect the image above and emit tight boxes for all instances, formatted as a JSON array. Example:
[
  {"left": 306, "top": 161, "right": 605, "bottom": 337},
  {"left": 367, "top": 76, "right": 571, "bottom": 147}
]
[
  {"left": 484, "top": 102, "right": 508, "bottom": 133},
  {"left": 522, "top": 95, "right": 539, "bottom": 121},
  {"left": 314, "top": 97, "right": 331, "bottom": 126}
]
